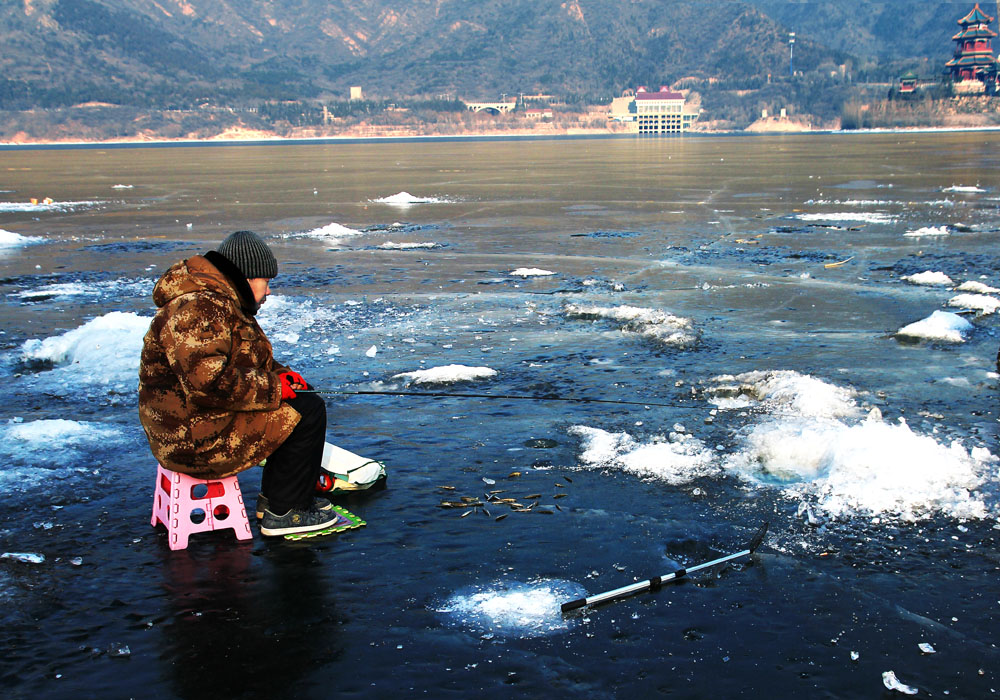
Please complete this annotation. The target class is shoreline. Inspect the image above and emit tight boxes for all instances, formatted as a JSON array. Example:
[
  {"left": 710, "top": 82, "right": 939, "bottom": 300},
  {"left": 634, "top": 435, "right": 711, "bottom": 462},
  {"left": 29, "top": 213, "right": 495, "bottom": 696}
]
[{"left": 3, "top": 124, "right": 1000, "bottom": 150}]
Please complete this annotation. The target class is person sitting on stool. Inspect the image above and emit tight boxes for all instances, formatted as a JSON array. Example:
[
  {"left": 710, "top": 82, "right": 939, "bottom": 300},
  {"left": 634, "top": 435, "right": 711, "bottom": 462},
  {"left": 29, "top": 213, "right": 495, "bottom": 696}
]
[{"left": 139, "top": 230, "right": 336, "bottom": 537}]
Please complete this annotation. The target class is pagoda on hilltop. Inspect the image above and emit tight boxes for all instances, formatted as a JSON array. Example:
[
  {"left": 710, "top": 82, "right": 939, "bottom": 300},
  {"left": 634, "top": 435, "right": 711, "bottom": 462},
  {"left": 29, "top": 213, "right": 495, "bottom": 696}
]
[{"left": 946, "top": 3, "right": 999, "bottom": 94}]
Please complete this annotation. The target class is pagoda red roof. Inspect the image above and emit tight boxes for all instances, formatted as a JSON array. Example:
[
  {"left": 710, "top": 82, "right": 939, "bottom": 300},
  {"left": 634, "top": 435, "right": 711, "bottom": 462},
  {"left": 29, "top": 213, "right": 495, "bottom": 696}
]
[
  {"left": 958, "top": 3, "right": 994, "bottom": 26},
  {"left": 952, "top": 26, "right": 997, "bottom": 40}
]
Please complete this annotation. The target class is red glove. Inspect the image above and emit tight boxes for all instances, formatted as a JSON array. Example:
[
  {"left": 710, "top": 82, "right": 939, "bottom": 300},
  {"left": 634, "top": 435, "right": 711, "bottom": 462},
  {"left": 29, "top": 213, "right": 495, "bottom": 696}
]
[
  {"left": 282, "top": 370, "right": 307, "bottom": 388},
  {"left": 278, "top": 372, "right": 303, "bottom": 400}
]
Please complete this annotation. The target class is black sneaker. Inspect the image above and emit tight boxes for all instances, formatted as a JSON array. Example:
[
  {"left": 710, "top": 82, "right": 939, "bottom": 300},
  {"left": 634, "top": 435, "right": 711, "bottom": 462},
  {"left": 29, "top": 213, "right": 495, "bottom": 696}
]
[
  {"left": 256, "top": 494, "right": 333, "bottom": 520},
  {"left": 260, "top": 505, "right": 339, "bottom": 537}
]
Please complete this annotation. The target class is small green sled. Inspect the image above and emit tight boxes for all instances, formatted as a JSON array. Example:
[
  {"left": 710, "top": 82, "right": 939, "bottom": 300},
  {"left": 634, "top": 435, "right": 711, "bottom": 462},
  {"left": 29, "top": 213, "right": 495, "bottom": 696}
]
[{"left": 283, "top": 504, "right": 366, "bottom": 541}]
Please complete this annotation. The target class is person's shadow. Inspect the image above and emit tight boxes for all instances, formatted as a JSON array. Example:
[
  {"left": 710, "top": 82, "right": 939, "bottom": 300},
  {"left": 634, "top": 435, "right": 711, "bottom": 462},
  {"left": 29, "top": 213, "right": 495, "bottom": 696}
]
[{"left": 157, "top": 541, "right": 343, "bottom": 699}]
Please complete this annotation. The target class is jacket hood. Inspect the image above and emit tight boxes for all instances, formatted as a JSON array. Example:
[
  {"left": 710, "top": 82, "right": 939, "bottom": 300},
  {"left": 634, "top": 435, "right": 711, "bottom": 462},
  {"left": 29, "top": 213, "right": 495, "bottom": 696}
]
[{"left": 152, "top": 255, "right": 240, "bottom": 310}]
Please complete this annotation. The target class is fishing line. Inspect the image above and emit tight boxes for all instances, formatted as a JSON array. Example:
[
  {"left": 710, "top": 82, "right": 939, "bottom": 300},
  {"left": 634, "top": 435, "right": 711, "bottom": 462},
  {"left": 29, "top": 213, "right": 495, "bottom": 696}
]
[{"left": 300, "top": 388, "right": 696, "bottom": 409}]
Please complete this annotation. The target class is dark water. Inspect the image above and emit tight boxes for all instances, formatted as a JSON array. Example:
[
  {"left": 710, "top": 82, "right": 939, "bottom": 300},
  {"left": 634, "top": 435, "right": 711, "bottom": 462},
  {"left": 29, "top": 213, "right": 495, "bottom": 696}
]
[{"left": 1, "top": 133, "right": 1000, "bottom": 698}]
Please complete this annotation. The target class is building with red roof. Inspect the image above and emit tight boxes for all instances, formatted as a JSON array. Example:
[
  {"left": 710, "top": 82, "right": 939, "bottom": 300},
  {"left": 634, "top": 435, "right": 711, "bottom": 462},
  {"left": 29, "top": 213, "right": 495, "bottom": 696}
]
[
  {"left": 946, "top": 4, "right": 999, "bottom": 93},
  {"left": 631, "top": 86, "right": 698, "bottom": 134}
]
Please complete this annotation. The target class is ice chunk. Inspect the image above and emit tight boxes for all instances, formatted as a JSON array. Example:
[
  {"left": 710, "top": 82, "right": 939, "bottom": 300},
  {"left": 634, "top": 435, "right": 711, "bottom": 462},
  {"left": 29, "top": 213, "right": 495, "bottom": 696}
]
[
  {"left": 297, "top": 221, "right": 363, "bottom": 239},
  {"left": 882, "top": 670, "right": 918, "bottom": 695},
  {"left": 392, "top": 364, "right": 497, "bottom": 385},
  {"left": 723, "top": 412, "right": 991, "bottom": 521},
  {"left": 796, "top": 212, "right": 894, "bottom": 224},
  {"left": 0, "top": 228, "right": 43, "bottom": 248},
  {"left": 1, "top": 552, "right": 45, "bottom": 564},
  {"left": 510, "top": 268, "right": 556, "bottom": 277},
  {"left": 565, "top": 303, "right": 698, "bottom": 348},
  {"left": 942, "top": 185, "right": 984, "bottom": 193},
  {"left": 707, "top": 370, "right": 859, "bottom": 419},
  {"left": 377, "top": 241, "right": 440, "bottom": 250},
  {"left": 434, "top": 579, "right": 588, "bottom": 639},
  {"left": 896, "top": 311, "right": 973, "bottom": 343},
  {"left": 956, "top": 280, "right": 1000, "bottom": 294},
  {"left": 569, "top": 425, "right": 717, "bottom": 484},
  {"left": 365, "top": 345, "right": 378, "bottom": 358},
  {"left": 901, "top": 271, "right": 952, "bottom": 286},
  {"left": 918, "top": 642, "right": 935, "bottom": 654},
  {"left": 372, "top": 192, "right": 448, "bottom": 205},
  {"left": 947, "top": 293, "right": 1000, "bottom": 315},
  {"left": 903, "top": 226, "right": 949, "bottom": 238}
]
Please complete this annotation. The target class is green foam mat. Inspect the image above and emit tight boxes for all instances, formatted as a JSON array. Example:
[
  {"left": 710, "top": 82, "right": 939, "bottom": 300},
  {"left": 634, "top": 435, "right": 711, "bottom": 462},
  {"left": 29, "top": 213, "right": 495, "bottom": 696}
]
[{"left": 283, "top": 505, "right": 366, "bottom": 541}]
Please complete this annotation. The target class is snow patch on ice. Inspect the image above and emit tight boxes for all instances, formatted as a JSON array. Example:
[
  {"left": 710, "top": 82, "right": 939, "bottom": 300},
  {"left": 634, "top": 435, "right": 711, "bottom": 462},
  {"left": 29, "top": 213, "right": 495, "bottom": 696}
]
[
  {"left": 569, "top": 425, "right": 717, "bottom": 484},
  {"left": 896, "top": 310, "right": 973, "bottom": 343},
  {"left": 707, "top": 370, "right": 860, "bottom": 419},
  {"left": 12, "top": 278, "right": 152, "bottom": 301},
  {"left": 372, "top": 192, "right": 451, "bottom": 206},
  {"left": 0, "top": 419, "right": 124, "bottom": 490},
  {"left": 901, "top": 270, "right": 953, "bottom": 286},
  {"left": 895, "top": 311, "right": 972, "bottom": 342},
  {"left": 703, "top": 371, "right": 994, "bottom": 521},
  {"left": 564, "top": 303, "right": 698, "bottom": 348},
  {"left": 434, "top": 579, "right": 588, "bottom": 639},
  {"left": 0, "top": 228, "right": 43, "bottom": 248},
  {"left": 956, "top": 280, "right": 1000, "bottom": 294},
  {"left": 903, "top": 225, "right": 950, "bottom": 238},
  {"left": 19, "top": 312, "right": 150, "bottom": 391},
  {"left": 795, "top": 212, "right": 894, "bottom": 224},
  {"left": 392, "top": 364, "right": 497, "bottom": 385},
  {"left": 947, "top": 293, "right": 1000, "bottom": 315},
  {"left": 295, "top": 221, "right": 364, "bottom": 239},
  {"left": 942, "top": 185, "right": 984, "bottom": 194},
  {"left": 377, "top": 241, "right": 440, "bottom": 250},
  {"left": 0, "top": 200, "right": 103, "bottom": 213},
  {"left": 1, "top": 552, "right": 45, "bottom": 564},
  {"left": 510, "top": 268, "right": 556, "bottom": 277}
]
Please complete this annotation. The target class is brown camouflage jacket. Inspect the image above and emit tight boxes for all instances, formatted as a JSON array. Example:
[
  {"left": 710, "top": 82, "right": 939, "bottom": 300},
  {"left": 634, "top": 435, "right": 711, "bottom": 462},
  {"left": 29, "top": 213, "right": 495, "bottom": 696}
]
[{"left": 138, "top": 254, "right": 300, "bottom": 477}]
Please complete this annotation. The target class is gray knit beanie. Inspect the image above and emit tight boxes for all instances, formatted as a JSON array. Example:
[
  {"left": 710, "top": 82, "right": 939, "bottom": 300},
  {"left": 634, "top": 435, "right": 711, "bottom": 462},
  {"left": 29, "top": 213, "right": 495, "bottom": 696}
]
[{"left": 216, "top": 230, "right": 278, "bottom": 279}]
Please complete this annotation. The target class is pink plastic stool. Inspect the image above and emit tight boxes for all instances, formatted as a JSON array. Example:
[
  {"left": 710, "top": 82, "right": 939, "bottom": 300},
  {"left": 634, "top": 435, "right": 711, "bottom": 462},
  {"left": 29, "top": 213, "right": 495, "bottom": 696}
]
[{"left": 150, "top": 464, "right": 252, "bottom": 550}]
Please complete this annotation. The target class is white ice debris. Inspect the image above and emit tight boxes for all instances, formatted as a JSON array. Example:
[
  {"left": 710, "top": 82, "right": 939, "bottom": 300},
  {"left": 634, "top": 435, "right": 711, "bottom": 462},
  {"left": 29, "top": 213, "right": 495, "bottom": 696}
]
[
  {"left": 564, "top": 303, "right": 698, "bottom": 348},
  {"left": 297, "top": 221, "right": 364, "bottom": 239},
  {"left": 13, "top": 278, "right": 152, "bottom": 301},
  {"left": 896, "top": 311, "right": 973, "bottom": 343},
  {"left": 903, "top": 226, "right": 950, "bottom": 237},
  {"left": 20, "top": 311, "right": 150, "bottom": 389},
  {"left": 795, "top": 212, "right": 894, "bottom": 224},
  {"left": 377, "top": 241, "right": 439, "bottom": 250},
  {"left": 942, "top": 185, "right": 984, "bottom": 193},
  {"left": 703, "top": 371, "right": 994, "bottom": 521},
  {"left": 111, "top": 184, "right": 134, "bottom": 189},
  {"left": 372, "top": 192, "right": 446, "bottom": 205},
  {"left": 1, "top": 552, "right": 45, "bottom": 564},
  {"left": 0, "top": 228, "right": 42, "bottom": 248},
  {"left": 0, "top": 200, "right": 102, "bottom": 213},
  {"left": 956, "top": 280, "right": 1000, "bottom": 294},
  {"left": 0, "top": 419, "right": 123, "bottom": 484},
  {"left": 365, "top": 345, "right": 378, "bottom": 358},
  {"left": 708, "top": 370, "right": 859, "bottom": 418},
  {"left": 434, "top": 579, "right": 587, "bottom": 638},
  {"left": 510, "top": 268, "right": 556, "bottom": 277},
  {"left": 568, "top": 425, "right": 717, "bottom": 484},
  {"left": 947, "top": 293, "right": 1000, "bottom": 315},
  {"left": 918, "top": 642, "right": 936, "bottom": 654},
  {"left": 392, "top": 364, "right": 497, "bottom": 385},
  {"left": 901, "top": 271, "right": 953, "bottom": 286},
  {"left": 882, "top": 670, "right": 918, "bottom": 695}
]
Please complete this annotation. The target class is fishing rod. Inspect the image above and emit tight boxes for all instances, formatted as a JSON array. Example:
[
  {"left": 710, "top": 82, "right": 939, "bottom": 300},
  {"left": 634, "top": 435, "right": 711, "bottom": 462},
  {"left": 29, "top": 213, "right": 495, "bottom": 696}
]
[
  {"left": 561, "top": 521, "right": 769, "bottom": 613},
  {"left": 299, "top": 388, "right": 696, "bottom": 409}
]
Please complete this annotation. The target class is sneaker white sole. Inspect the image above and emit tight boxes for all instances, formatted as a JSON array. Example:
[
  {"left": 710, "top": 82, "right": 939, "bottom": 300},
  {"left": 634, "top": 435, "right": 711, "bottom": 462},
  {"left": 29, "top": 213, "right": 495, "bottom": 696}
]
[{"left": 260, "top": 515, "right": 338, "bottom": 537}]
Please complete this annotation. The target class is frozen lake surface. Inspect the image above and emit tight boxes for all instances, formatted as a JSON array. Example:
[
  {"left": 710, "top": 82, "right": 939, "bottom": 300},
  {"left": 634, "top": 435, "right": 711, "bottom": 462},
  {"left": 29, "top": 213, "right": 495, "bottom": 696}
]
[{"left": 1, "top": 133, "right": 999, "bottom": 698}]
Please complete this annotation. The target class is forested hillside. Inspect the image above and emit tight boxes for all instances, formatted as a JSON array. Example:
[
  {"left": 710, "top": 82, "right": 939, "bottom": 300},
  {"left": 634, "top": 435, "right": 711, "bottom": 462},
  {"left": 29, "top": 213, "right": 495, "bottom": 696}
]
[{"left": 0, "top": 1, "right": 993, "bottom": 138}]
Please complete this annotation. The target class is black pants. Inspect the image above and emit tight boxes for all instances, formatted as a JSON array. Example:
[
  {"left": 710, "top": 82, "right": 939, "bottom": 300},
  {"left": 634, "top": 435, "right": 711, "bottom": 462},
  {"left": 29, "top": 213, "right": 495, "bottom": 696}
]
[{"left": 260, "top": 392, "right": 327, "bottom": 514}]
